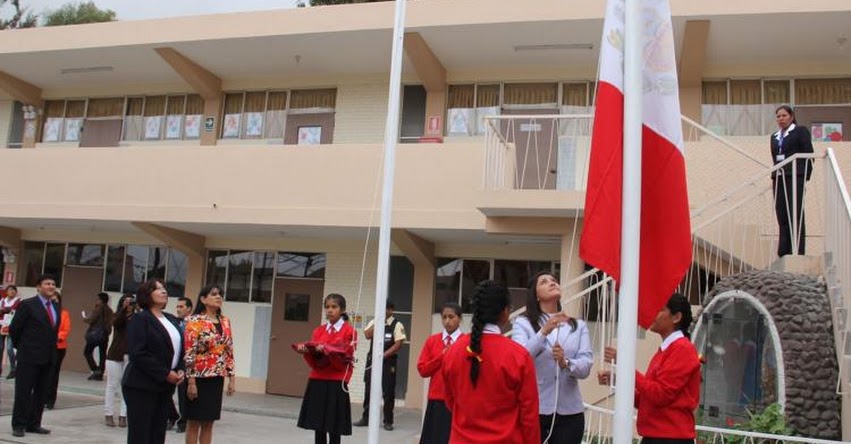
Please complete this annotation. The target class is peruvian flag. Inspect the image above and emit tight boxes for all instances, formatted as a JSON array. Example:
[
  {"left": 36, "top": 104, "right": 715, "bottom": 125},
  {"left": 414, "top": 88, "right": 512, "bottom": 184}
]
[{"left": 579, "top": 0, "right": 692, "bottom": 329}]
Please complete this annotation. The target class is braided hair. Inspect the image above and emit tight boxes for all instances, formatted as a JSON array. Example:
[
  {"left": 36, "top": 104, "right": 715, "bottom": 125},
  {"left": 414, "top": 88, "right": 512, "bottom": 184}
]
[
  {"left": 468, "top": 280, "right": 511, "bottom": 388},
  {"left": 523, "top": 271, "right": 578, "bottom": 333},
  {"left": 666, "top": 292, "right": 693, "bottom": 339}
]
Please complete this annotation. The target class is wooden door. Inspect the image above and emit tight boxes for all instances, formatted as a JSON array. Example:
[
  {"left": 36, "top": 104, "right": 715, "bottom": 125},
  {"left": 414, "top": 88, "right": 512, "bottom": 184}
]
[
  {"left": 79, "top": 119, "right": 122, "bottom": 147},
  {"left": 284, "top": 113, "right": 335, "bottom": 145},
  {"left": 266, "top": 278, "right": 324, "bottom": 396},
  {"left": 502, "top": 108, "right": 559, "bottom": 189},
  {"left": 60, "top": 266, "right": 105, "bottom": 373}
]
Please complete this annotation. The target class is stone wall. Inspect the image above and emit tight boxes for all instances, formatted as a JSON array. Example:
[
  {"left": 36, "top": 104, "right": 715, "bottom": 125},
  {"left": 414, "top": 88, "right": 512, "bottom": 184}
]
[{"left": 706, "top": 271, "right": 840, "bottom": 439}]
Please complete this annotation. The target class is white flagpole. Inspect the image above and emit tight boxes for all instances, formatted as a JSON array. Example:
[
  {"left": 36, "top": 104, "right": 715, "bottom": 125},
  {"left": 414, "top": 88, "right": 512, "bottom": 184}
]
[
  {"left": 613, "top": 0, "right": 642, "bottom": 442},
  {"left": 368, "top": 0, "right": 407, "bottom": 443}
]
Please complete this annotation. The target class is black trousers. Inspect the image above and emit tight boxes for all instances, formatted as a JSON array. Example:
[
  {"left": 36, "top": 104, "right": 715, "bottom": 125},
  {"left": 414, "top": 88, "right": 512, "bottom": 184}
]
[
  {"left": 177, "top": 381, "right": 188, "bottom": 427},
  {"left": 315, "top": 431, "right": 341, "bottom": 444},
  {"left": 361, "top": 360, "right": 397, "bottom": 425},
  {"left": 123, "top": 386, "right": 172, "bottom": 444},
  {"left": 12, "top": 360, "right": 53, "bottom": 430},
  {"left": 44, "top": 348, "right": 67, "bottom": 407},
  {"left": 83, "top": 339, "right": 107, "bottom": 374},
  {"left": 774, "top": 175, "right": 806, "bottom": 257},
  {"left": 539, "top": 412, "right": 584, "bottom": 444}
]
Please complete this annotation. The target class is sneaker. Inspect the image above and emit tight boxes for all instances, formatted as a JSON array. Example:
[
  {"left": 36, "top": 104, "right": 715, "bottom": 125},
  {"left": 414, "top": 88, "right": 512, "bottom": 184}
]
[{"left": 352, "top": 418, "right": 368, "bottom": 427}]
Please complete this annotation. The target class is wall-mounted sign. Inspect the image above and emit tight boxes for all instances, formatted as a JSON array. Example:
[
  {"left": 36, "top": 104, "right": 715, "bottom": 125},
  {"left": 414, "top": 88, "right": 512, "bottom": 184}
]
[
  {"left": 427, "top": 116, "right": 442, "bottom": 135},
  {"left": 204, "top": 117, "right": 216, "bottom": 133},
  {"left": 3, "top": 271, "right": 13, "bottom": 284}
]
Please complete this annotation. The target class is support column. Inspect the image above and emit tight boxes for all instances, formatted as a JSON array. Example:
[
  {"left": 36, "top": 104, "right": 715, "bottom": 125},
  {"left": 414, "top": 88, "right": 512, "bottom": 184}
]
[
  {"left": 0, "top": 226, "right": 21, "bottom": 286},
  {"left": 404, "top": 33, "right": 447, "bottom": 138},
  {"left": 201, "top": 97, "right": 222, "bottom": 146},
  {"left": 0, "top": 70, "right": 43, "bottom": 148},
  {"left": 391, "top": 229, "right": 435, "bottom": 409},
  {"left": 131, "top": 222, "right": 206, "bottom": 298},
  {"left": 678, "top": 20, "right": 710, "bottom": 140}
]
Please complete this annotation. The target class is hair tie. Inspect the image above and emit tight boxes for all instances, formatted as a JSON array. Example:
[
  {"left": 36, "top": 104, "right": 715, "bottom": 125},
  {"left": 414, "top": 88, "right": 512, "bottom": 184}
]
[{"left": 466, "top": 345, "right": 483, "bottom": 363}]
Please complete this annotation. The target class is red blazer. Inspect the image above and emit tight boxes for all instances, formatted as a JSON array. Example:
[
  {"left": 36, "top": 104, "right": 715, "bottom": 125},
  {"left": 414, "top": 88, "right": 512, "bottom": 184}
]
[
  {"left": 442, "top": 333, "right": 540, "bottom": 444},
  {"left": 303, "top": 322, "right": 357, "bottom": 383},
  {"left": 635, "top": 336, "right": 701, "bottom": 439},
  {"left": 57, "top": 310, "right": 71, "bottom": 350},
  {"left": 417, "top": 332, "right": 458, "bottom": 401}
]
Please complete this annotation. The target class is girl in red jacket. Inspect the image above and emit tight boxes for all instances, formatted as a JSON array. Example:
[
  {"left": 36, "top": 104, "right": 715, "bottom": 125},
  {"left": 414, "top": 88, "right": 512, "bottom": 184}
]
[
  {"left": 296, "top": 293, "right": 357, "bottom": 444},
  {"left": 442, "top": 280, "right": 540, "bottom": 444},
  {"left": 598, "top": 293, "right": 701, "bottom": 444},
  {"left": 417, "top": 302, "right": 463, "bottom": 444}
]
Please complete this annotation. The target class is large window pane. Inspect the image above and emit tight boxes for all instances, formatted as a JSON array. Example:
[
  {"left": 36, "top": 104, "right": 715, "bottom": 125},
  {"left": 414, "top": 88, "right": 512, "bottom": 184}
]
[
  {"left": 166, "top": 249, "right": 188, "bottom": 298},
  {"left": 104, "top": 245, "right": 126, "bottom": 292},
  {"left": 123, "top": 246, "right": 148, "bottom": 294},
  {"left": 276, "top": 252, "right": 325, "bottom": 278},
  {"left": 66, "top": 243, "right": 105, "bottom": 267},
  {"left": 147, "top": 246, "right": 167, "bottom": 280},
  {"left": 44, "top": 243, "right": 66, "bottom": 287},
  {"left": 22, "top": 241, "right": 45, "bottom": 287},
  {"left": 434, "top": 258, "right": 461, "bottom": 313},
  {"left": 494, "top": 260, "right": 552, "bottom": 311},
  {"left": 461, "top": 260, "right": 491, "bottom": 313},
  {"left": 226, "top": 251, "right": 252, "bottom": 303},
  {"left": 251, "top": 251, "right": 274, "bottom": 303},
  {"left": 205, "top": 250, "right": 228, "bottom": 288}
]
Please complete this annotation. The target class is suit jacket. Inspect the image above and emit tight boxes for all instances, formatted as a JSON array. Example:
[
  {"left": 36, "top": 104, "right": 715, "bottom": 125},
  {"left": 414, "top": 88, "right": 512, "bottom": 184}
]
[
  {"left": 122, "top": 309, "right": 183, "bottom": 393},
  {"left": 9, "top": 295, "right": 61, "bottom": 366},
  {"left": 770, "top": 123, "right": 814, "bottom": 179}
]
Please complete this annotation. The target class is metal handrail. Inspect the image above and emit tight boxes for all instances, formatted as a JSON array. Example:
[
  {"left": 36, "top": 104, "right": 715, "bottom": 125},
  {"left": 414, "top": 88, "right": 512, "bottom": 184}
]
[{"left": 680, "top": 114, "right": 771, "bottom": 168}]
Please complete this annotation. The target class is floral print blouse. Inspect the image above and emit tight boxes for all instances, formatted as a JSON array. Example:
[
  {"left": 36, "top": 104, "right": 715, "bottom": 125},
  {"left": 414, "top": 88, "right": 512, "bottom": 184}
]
[{"left": 184, "top": 313, "right": 235, "bottom": 378}]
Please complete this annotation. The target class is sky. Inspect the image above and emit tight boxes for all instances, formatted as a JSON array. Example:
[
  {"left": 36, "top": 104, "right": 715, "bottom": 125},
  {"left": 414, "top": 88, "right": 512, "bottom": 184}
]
[{"left": 16, "top": 0, "right": 301, "bottom": 21}]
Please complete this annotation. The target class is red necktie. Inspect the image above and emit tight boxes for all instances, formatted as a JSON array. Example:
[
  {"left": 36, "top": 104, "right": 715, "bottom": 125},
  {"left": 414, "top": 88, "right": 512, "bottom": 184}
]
[
  {"left": 45, "top": 301, "right": 55, "bottom": 327},
  {"left": 444, "top": 336, "right": 452, "bottom": 349}
]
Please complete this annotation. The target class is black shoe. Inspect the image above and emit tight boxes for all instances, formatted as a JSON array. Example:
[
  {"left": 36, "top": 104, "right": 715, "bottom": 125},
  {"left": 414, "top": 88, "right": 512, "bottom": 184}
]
[
  {"left": 26, "top": 426, "right": 50, "bottom": 434},
  {"left": 352, "top": 418, "right": 368, "bottom": 427},
  {"left": 92, "top": 373, "right": 104, "bottom": 381},
  {"left": 86, "top": 373, "right": 97, "bottom": 380},
  {"left": 11, "top": 428, "right": 24, "bottom": 437},
  {"left": 6, "top": 371, "right": 15, "bottom": 380},
  {"left": 176, "top": 423, "right": 186, "bottom": 433},
  {"left": 383, "top": 423, "right": 394, "bottom": 431},
  {"left": 45, "top": 403, "right": 54, "bottom": 410}
]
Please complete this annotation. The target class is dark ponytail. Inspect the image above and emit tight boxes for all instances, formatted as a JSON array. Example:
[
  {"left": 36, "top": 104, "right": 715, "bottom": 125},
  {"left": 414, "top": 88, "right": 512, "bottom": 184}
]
[
  {"left": 523, "top": 271, "right": 577, "bottom": 333},
  {"left": 468, "top": 280, "right": 510, "bottom": 388},
  {"left": 666, "top": 292, "right": 693, "bottom": 339},
  {"left": 325, "top": 293, "right": 349, "bottom": 321}
]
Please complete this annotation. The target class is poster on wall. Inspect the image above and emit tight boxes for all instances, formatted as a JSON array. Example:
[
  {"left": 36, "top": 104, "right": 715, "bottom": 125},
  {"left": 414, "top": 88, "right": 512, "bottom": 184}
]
[
  {"left": 64, "top": 118, "right": 83, "bottom": 141},
  {"left": 184, "top": 115, "right": 201, "bottom": 139},
  {"left": 298, "top": 126, "right": 322, "bottom": 145},
  {"left": 447, "top": 108, "right": 474, "bottom": 136},
  {"left": 144, "top": 116, "right": 162, "bottom": 140},
  {"left": 244, "top": 112, "right": 264, "bottom": 137},
  {"left": 811, "top": 123, "right": 843, "bottom": 142},
  {"left": 165, "top": 115, "right": 183, "bottom": 139},
  {"left": 43, "top": 118, "right": 63, "bottom": 142},
  {"left": 222, "top": 114, "right": 241, "bottom": 138}
]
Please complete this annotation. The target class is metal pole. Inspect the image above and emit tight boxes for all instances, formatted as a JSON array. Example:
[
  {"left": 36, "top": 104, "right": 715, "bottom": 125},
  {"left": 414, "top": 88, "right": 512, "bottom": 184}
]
[
  {"left": 367, "top": 1, "right": 407, "bottom": 443},
  {"left": 612, "top": 0, "right": 642, "bottom": 443}
]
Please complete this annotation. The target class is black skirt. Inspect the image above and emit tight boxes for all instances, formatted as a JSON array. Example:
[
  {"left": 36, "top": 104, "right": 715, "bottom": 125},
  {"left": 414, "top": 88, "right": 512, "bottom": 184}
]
[
  {"left": 297, "top": 379, "right": 352, "bottom": 436},
  {"left": 185, "top": 376, "right": 224, "bottom": 421},
  {"left": 420, "top": 399, "right": 451, "bottom": 444}
]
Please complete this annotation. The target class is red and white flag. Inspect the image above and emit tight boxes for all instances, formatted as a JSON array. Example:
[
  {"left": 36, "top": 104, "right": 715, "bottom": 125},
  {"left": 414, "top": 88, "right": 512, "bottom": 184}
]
[{"left": 580, "top": 0, "right": 692, "bottom": 329}]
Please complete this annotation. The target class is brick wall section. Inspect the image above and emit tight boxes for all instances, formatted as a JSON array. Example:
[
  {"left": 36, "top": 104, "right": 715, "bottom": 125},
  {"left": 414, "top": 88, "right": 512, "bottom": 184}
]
[{"left": 333, "top": 83, "right": 388, "bottom": 144}]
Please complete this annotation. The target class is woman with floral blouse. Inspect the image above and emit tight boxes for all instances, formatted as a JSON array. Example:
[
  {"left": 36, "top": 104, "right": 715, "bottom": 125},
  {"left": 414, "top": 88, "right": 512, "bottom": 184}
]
[{"left": 183, "top": 285, "right": 235, "bottom": 444}]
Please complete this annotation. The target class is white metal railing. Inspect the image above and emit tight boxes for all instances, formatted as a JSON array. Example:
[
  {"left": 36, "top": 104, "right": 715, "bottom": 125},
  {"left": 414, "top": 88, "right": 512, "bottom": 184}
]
[{"left": 583, "top": 404, "right": 850, "bottom": 444}]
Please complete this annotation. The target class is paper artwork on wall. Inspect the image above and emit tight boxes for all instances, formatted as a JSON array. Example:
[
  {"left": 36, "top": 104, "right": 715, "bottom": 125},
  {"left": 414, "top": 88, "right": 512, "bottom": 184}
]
[
  {"left": 447, "top": 108, "right": 475, "bottom": 136},
  {"left": 64, "top": 118, "right": 83, "bottom": 141},
  {"left": 298, "top": 126, "right": 322, "bottom": 145},
  {"left": 144, "top": 116, "right": 163, "bottom": 140},
  {"left": 43, "top": 118, "right": 63, "bottom": 142},
  {"left": 476, "top": 107, "right": 501, "bottom": 135},
  {"left": 811, "top": 123, "right": 843, "bottom": 142},
  {"left": 244, "top": 112, "right": 264, "bottom": 137},
  {"left": 165, "top": 115, "right": 183, "bottom": 139},
  {"left": 223, "top": 113, "right": 241, "bottom": 138},
  {"left": 184, "top": 115, "right": 201, "bottom": 139}
]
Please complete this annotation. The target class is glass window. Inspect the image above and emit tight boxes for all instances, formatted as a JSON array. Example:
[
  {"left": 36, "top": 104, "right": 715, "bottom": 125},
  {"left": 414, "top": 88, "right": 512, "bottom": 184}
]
[
  {"left": 147, "top": 246, "right": 167, "bottom": 280},
  {"left": 461, "top": 260, "right": 491, "bottom": 313},
  {"left": 66, "top": 243, "right": 105, "bottom": 267},
  {"left": 433, "top": 258, "right": 461, "bottom": 313},
  {"left": 226, "top": 251, "right": 252, "bottom": 303},
  {"left": 22, "top": 241, "right": 45, "bottom": 287},
  {"left": 276, "top": 252, "right": 325, "bottom": 278},
  {"left": 104, "top": 245, "right": 125, "bottom": 292},
  {"left": 494, "top": 260, "right": 552, "bottom": 312},
  {"left": 43, "top": 243, "right": 66, "bottom": 287},
  {"left": 251, "top": 251, "right": 275, "bottom": 303},
  {"left": 205, "top": 250, "right": 228, "bottom": 289},
  {"left": 123, "top": 246, "right": 148, "bottom": 294},
  {"left": 166, "top": 249, "right": 188, "bottom": 298}
]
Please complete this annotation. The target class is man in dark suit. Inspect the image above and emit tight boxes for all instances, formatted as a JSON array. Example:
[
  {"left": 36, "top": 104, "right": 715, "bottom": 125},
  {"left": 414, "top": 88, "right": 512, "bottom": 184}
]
[{"left": 8, "top": 274, "right": 61, "bottom": 437}]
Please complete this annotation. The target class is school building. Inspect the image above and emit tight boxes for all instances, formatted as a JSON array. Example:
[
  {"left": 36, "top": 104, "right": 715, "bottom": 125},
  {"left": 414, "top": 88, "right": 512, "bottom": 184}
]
[{"left": 0, "top": 0, "right": 850, "bottom": 434}]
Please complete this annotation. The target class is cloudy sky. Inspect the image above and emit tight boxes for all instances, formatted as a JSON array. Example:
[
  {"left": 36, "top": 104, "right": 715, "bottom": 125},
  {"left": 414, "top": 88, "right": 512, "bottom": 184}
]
[{"left": 16, "top": 0, "right": 301, "bottom": 21}]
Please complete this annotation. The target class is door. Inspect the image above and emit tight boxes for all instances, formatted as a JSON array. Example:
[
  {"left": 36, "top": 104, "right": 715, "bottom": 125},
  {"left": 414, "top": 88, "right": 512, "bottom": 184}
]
[
  {"left": 502, "top": 108, "right": 559, "bottom": 189},
  {"left": 266, "top": 278, "right": 324, "bottom": 396},
  {"left": 61, "top": 266, "right": 105, "bottom": 373},
  {"left": 79, "top": 119, "right": 122, "bottom": 147},
  {"left": 284, "top": 113, "right": 335, "bottom": 145},
  {"left": 400, "top": 85, "right": 426, "bottom": 143}
]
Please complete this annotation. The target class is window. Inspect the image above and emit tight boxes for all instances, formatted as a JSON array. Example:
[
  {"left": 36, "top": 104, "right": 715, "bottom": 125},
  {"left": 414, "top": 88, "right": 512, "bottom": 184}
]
[
  {"left": 276, "top": 252, "right": 326, "bottom": 279},
  {"left": 204, "top": 250, "right": 326, "bottom": 303},
  {"left": 42, "top": 99, "right": 84, "bottom": 142},
  {"left": 123, "top": 245, "right": 148, "bottom": 294},
  {"left": 22, "top": 241, "right": 67, "bottom": 287},
  {"left": 226, "top": 251, "right": 252, "bottom": 303},
  {"left": 701, "top": 79, "right": 791, "bottom": 136},
  {"left": 166, "top": 249, "right": 188, "bottom": 297},
  {"left": 221, "top": 89, "right": 338, "bottom": 141},
  {"left": 66, "top": 244, "right": 105, "bottom": 267},
  {"left": 251, "top": 252, "right": 275, "bottom": 304},
  {"left": 7, "top": 101, "right": 24, "bottom": 148},
  {"left": 104, "top": 245, "right": 125, "bottom": 292},
  {"left": 434, "top": 258, "right": 553, "bottom": 313}
]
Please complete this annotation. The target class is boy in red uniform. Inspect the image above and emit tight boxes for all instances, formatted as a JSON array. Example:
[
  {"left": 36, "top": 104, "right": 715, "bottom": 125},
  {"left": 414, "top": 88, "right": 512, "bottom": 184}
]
[
  {"left": 442, "top": 280, "right": 540, "bottom": 444},
  {"left": 417, "top": 302, "right": 463, "bottom": 444},
  {"left": 295, "top": 294, "right": 357, "bottom": 444}
]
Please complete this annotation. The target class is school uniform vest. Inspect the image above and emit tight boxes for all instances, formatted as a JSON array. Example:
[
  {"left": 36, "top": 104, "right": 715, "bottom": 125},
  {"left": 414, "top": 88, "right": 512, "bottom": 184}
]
[{"left": 366, "top": 318, "right": 399, "bottom": 366}]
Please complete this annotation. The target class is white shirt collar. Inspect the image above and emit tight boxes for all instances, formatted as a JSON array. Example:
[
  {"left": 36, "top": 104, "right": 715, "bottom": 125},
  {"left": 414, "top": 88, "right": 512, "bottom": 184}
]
[
  {"left": 660, "top": 330, "right": 685, "bottom": 351},
  {"left": 774, "top": 122, "right": 796, "bottom": 139},
  {"left": 326, "top": 318, "right": 345, "bottom": 333},
  {"left": 442, "top": 329, "right": 462, "bottom": 343},
  {"left": 483, "top": 323, "right": 501, "bottom": 335}
]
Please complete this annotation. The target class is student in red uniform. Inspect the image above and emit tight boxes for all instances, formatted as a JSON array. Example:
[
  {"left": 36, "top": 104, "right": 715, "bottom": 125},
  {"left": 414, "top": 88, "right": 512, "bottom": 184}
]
[
  {"left": 442, "top": 280, "right": 540, "bottom": 444},
  {"left": 597, "top": 293, "right": 701, "bottom": 444},
  {"left": 296, "top": 293, "right": 357, "bottom": 444},
  {"left": 417, "top": 302, "right": 463, "bottom": 444}
]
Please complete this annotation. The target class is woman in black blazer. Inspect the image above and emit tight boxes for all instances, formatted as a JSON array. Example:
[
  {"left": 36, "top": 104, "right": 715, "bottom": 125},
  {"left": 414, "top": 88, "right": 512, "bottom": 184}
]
[
  {"left": 770, "top": 105, "right": 814, "bottom": 257},
  {"left": 122, "top": 278, "right": 184, "bottom": 444}
]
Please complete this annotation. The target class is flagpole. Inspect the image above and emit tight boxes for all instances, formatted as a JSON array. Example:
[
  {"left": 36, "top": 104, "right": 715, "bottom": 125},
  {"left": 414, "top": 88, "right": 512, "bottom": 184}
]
[
  {"left": 612, "top": 0, "right": 642, "bottom": 442},
  {"left": 367, "top": 0, "right": 407, "bottom": 443}
]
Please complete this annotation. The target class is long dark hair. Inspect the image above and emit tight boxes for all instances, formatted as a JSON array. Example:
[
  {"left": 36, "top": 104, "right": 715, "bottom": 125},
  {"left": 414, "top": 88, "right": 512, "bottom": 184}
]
[
  {"left": 194, "top": 285, "right": 223, "bottom": 316},
  {"left": 522, "top": 271, "right": 577, "bottom": 333},
  {"left": 666, "top": 292, "right": 693, "bottom": 339},
  {"left": 324, "top": 293, "right": 349, "bottom": 321},
  {"left": 775, "top": 104, "right": 798, "bottom": 125},
  {"left": 468, "top": 280, "right": 510, "bottom": 388}
]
